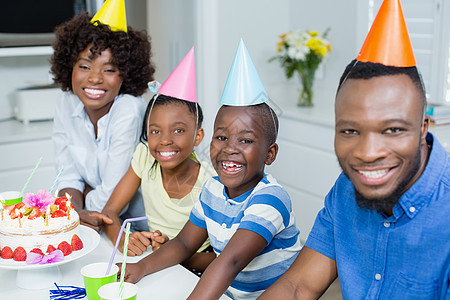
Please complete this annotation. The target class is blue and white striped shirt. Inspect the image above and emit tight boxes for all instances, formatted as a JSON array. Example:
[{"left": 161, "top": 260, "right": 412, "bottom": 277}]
[{"left": 190, "top": 174, "right": 302, "bottom": 299}]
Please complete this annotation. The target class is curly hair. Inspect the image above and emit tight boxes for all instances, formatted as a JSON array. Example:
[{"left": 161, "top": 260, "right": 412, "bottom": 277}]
[{"left": 50, "top": 12, "right": 155, "bottom": 96}]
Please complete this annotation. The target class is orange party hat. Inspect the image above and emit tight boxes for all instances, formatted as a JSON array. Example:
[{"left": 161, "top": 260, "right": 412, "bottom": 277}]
[{"left": 357, "top": 0, "right": 416, "bottom": 67}]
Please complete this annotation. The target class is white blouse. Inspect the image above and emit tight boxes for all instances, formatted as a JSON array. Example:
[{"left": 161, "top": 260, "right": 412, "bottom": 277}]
[{"left": 52, "top": 92, "right": 146, "bottom": 212}]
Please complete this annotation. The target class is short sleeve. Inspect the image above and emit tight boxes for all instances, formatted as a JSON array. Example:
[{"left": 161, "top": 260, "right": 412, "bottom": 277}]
[
  {"left": 189, "top": 190, "right": 207, "bottom": 229},
  {"left": 305, "top": 186, "right": 336, "bottom": 261},
  {"left": 131, "top": 143, "right": 153, "bottom": 179},
  {"left": 239, "top": 187, "right": 293, "bottom": 244}
]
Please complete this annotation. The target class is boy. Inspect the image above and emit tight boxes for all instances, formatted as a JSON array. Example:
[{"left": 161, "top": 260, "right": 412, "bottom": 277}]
[{"left": 120, "top": 40, "right": 301, "bottom": 299}]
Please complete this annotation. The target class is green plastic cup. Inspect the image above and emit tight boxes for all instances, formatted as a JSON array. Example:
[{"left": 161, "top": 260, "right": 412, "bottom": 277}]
[
  {"left": 98, "top": 282, "right": 138, "bottom": 300},
  {"left": 0, "top": 191, "right": 23, "bottom": 206},
  {"left": 81, "top": 262, "right": 119, "bottom": 300}
]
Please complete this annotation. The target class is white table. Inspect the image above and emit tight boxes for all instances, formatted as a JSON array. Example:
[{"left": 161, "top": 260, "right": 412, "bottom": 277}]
[{"left": 0, "top": 232, "right": 230, "bottom": 299}]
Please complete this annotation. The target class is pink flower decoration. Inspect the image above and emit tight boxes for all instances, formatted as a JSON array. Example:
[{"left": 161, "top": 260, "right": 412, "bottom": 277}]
[
  {"left": 22, "top": 193, "right": 38, "bottom": 207},
  {"left": 35, "top": 190, "right": 54, "bottom": 212},
  {"left": 22, "top": 190, "right": 54, "bottom": 213},
  {"left": 40, "top": 250, "right": 64, "bottom": 264},
  {"left": 25, "top": 250, "right": 65, "bottom": 265},
  {"left": 26, "top": 252, "right": 43, "bottom": 264}
]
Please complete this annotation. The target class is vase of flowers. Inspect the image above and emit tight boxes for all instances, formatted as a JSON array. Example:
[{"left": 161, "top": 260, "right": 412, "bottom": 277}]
[{"left": 270, "top": 29, "right": 331, "bottom": 106}]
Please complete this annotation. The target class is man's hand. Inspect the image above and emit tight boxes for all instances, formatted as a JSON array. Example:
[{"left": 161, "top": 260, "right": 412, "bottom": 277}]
[{"left": 78, "top": 210, "right": 113, "bottom": 232}]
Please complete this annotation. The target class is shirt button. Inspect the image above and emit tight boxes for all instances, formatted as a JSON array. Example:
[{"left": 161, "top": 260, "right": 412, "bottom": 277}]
[
  {"left": 409, "top": 206, "right": 416, "bottom": 213},
  {"left": 375, "top": 273, "right": 382, "bottom": 280},
  {"left": 221, "top": 223, "right": 226, "bottom": 229},
  {"left": 383, "top": 222, "right": 390, "bottom": 228}
]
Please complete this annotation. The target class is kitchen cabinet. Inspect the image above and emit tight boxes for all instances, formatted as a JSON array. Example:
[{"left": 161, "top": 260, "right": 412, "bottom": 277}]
[{"left": 0, "top": 120, "right": 55, "bottom": 193}]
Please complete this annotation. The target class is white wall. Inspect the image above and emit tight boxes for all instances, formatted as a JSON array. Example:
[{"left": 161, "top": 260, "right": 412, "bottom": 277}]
[
  {"left": 147, "top": 0, "right": 196, "bottom": 83},
  {"left": 145, "top": 0, "right": 361, "bottom": 170},
  {"left": 213, "top": 0, "right": 360, "bottom": 106}
]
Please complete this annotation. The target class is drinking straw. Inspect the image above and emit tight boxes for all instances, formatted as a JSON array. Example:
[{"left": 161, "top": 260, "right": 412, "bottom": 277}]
[
  {"left": 49, "top": 166, "right": 64, "bottom": 195},
  {"left": 118, "top": 222, "right": 131, "bottom": 298},
  {"left": 20, "top": 156, "right": 43, "bottom": 195},
  {"left": 106, "top": 216, "right": 148, "bottom": 275}
]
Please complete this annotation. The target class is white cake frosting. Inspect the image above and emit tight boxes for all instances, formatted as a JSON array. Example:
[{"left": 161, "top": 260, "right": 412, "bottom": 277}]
[{"left": 0, "top": 201, "right": 80, "bottom": 253}]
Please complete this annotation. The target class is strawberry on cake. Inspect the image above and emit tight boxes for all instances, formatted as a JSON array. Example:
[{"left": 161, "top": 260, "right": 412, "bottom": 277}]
[{"left": 0, "top": 190, "right": 83, "bottom": 263}]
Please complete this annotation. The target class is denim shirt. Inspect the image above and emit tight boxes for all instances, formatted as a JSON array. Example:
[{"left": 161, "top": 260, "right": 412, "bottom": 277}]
[{"left": 306, "top": 133, "right": 450, "bottom": 299}]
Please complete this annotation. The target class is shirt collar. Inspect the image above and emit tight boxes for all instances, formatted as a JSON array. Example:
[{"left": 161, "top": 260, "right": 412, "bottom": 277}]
[
  {"left": 217, "top": 174, "right": 269, "bottom": 204},
  {"left": 72, "top": 99, "right": 86, "bottom": 118},
  {"left": 71, "top": 94, "right": 120, "bottom": 119},
  {"left": 393, "top": 132, "right": 447, "bottom": 219}
]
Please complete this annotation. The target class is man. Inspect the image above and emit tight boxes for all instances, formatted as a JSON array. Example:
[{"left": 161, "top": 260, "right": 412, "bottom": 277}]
[{"left": 259, "top": 0, "right": 450, "bottom": 298}]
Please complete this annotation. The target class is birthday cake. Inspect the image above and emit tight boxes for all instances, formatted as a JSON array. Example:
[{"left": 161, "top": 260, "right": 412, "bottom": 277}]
[{"left": 0, "top": 190, "right": 83, "bottom": 263}]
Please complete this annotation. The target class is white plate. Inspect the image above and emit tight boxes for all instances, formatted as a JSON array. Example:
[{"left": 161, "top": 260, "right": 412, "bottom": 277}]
[{"left": 0, "top": 225, "right": 99, "bottom": 270}]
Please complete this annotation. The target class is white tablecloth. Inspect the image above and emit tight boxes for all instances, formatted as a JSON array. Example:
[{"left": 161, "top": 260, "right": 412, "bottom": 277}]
[{"left": 0, "top": 231, "right": 230, "bottom": 299}]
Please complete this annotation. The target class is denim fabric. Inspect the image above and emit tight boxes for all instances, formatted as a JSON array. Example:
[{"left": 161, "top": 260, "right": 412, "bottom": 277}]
[{"left": 306, "top": 133, "right": 450, "bottom": 299}]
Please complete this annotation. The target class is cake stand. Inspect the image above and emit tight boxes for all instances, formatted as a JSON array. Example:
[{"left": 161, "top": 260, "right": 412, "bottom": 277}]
[{"left": 0, "top": 225, "right": 99, "bottom": 289}]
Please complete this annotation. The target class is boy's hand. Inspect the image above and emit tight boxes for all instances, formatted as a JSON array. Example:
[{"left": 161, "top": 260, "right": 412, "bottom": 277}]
[
  {"left": 149, "top": 230, "right": 169, "bottom": 251},
  {"left": 117, "top": 262, "right": 146, "bottom": 284},
  {"left": 79, "top": 210, "right": 113, "bottom": 232},
  {"left": 121, "top": 231, "right": 152, "bottom": 256}
]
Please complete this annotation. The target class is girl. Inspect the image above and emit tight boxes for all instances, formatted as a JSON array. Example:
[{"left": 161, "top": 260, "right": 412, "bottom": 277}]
[
  {"left": 50, "top": 11, "right": 155, "bottom": 232},
  {"left": 102, "top": 93, "right": 216, "bottom": 271}
]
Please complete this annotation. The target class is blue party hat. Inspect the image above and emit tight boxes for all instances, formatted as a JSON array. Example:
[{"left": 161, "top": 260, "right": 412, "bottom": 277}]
[{"left": 220, "top": 39, "right": 268, "bottom": 106}]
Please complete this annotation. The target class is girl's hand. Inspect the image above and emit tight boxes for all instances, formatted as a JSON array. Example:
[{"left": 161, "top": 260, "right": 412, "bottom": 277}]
[
  {"left": 116, "top": 262, "right": 146, "bottom": 284},
  {"left": 149, "top": 230, "right": 169, "bottom": 251},
  {"left": 120, "top": 231, "right": 152, "bottom": 256}
]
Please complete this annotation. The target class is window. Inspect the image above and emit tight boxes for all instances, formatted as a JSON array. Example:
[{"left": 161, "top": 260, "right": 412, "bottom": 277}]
[{"left": 367, "top": 0, "right": 450, "bottom": 104}]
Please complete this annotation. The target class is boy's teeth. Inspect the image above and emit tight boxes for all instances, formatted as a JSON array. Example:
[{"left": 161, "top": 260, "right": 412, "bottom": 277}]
[
  {"left": 84, "top": 88, "right": 105, "bottom": 95},
  {"left": 160, "top": 151, "right": 177, "bottom": 157},
  {"left": 222, "top": 162, "right": 243, "bottom": 169},
  {"left": 359, "top": 169, "right": 388, "bottom": 179}
]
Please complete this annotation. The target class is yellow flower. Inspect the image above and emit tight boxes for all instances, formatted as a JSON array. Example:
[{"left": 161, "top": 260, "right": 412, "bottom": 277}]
[
  {"left": 315, "top": 45, "right": 327, "bottom": 57},
  {"left": 306, "top": 38, "right": 320, "bottom": 51},
  {"left": 276, "top": 40, "right": 284, "bottom": 52},
  {"left": 270, "top": 28, "right": 331, "bottom": 81}
]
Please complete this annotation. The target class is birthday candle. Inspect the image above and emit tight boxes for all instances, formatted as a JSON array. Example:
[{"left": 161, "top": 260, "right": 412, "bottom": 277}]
[
  {"left": 65, "top": 193, "right": 72, "bottom": 219},
  {"left": 0, "top": 200, "right": 4, "bottom": 221},
  {"left": 0, "top": 197, "right": 4, "bottom": 216},
  {"left": 16, "top": 208, "right": 22, "bottom": 228},
  {"left": 45, "top": 205, "right": 50, "bottom": 226}
]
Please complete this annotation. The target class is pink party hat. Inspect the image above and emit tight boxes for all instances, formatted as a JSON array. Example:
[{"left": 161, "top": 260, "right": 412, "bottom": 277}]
[
  {"left": 220, "top": 39, "right": 268, "bottom": 106},
  {"left": 157, "top": 47, "right": 197, "bottom": 103}
]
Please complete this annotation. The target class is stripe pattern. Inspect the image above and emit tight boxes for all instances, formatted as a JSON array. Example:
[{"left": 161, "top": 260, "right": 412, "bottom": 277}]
[{"left": 190, "top": 174, "right": 302, "bottom": 299}]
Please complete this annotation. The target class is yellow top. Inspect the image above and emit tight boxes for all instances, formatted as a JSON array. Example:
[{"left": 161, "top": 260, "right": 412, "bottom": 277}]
[{"left": 131, "top": 143, "right": 215, "bottom": 252}]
